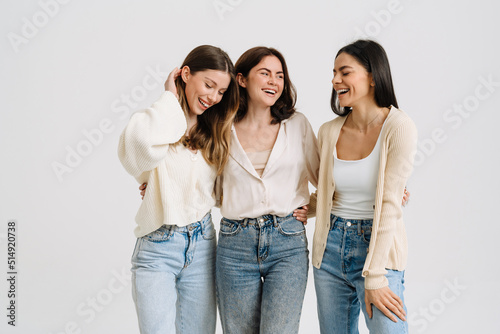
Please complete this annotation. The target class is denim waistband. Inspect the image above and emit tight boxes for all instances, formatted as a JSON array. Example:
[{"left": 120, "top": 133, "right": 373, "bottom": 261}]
[
  {"left": 330, "top": 214, "right": 372, "bottom": 233},
  {"left": 223, "top": 212, "right": 294, "bottom": 228},
  {"left": 166, "top": 212, "right": 212, "bottom": 233}
]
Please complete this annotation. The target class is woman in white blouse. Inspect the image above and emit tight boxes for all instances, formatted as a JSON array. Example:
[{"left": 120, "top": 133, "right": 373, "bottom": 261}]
[
  {"left": 215, "top": 47, "right": 320, "bottom": 334},
  {"left": 119, "top": 45, "right": 238, "bottom": 334}
]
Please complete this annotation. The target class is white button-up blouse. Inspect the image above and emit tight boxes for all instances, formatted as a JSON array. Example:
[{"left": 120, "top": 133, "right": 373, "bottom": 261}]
[{"left": 219, "top": 112, "right": 320, "bottom": 219}]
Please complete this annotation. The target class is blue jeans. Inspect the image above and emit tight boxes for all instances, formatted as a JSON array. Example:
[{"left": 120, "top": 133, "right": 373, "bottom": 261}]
[
  {"left": 216, "top": 213, "right": 309, "bottom": 334},
  {"left": 131, "top": 213, "right": 216, "bottom": 334},
  {"left": 314, "top": 214, "right": 408, "bottom": 334}
]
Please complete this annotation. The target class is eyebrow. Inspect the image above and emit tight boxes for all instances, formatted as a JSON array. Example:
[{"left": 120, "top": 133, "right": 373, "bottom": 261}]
[
  {"left": 204, "top": 77, "right": 228, "bottom": 91},
  {"left": 204, "top": 77, "right": 217, "bottom": 86},
  {"left": 333, "top": 65, "right": 353, "bottom": 73},
  {"left": 257, "top": 67, "right": 284, "bottom": 74}
]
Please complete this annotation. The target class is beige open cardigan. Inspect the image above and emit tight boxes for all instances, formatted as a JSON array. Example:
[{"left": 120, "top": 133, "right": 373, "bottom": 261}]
[{"left": 309, "top": 107, "right": 417, "bottom": 289}]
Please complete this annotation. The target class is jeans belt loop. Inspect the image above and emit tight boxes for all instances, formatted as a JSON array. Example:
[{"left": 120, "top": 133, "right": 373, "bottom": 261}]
[
  {"left": 330, "top": 215, "right": 338, "bottom": 230},
  {"left": 165, "top": 224, "right": 173, "bottom": 236},
  {"left": 242, "top": 218, "right": 248, "bottom": 228},
  {"left": 357, "top": 221, "right": 362, "bottom": 235},
  {"left": 273, "top": 215, "right": 278, "bottom": 227}
]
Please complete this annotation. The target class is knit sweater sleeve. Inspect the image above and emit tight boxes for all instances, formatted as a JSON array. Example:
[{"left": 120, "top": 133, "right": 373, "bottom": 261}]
[
  {"left": 364, "top": 117, "right": 418, "bottom": 289},
  {"left": 118, "top": 91, "right": 187, "bottom": 180}
]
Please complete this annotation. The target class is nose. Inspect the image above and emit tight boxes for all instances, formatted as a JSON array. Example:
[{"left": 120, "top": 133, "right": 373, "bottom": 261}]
[
  {"left": 207, "top": 90, "right": 218, "bottom": 104},
  {"left": 332, "top": 73, "right": 341, "bottom": 85},
  {"left": 268, "top": 75, "right": 277, "bottom": 86}
]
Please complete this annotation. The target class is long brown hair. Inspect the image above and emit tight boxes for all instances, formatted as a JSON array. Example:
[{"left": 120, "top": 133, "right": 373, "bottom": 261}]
[
  {"left": 234, "top": 47, "right": 297, "bottom": 124},
  {"left": 175, "top": 45, "right": 239, "bottom": 174}
]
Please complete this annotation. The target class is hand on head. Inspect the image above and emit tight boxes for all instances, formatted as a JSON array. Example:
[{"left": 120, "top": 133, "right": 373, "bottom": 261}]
[{"left": 164, "top": 67, "right": 182, "bottom": 98}]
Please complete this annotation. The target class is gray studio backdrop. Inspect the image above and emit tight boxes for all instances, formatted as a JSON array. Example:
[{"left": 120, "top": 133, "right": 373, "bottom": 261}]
[{"left": 1, "top": 0, "right": 499, "bottom": 333}]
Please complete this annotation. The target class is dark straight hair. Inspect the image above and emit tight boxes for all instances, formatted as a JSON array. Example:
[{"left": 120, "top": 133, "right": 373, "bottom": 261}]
[
  {"left": 234, "top": 47, "right": 297, "bottom": 124},
  {"left": 331, "top": 39, "right": 398, "bottom": 116}
]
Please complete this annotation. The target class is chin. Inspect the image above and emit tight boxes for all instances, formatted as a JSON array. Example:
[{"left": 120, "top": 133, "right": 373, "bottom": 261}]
[
  {"left": 193, "top": 103, "right": 207, "bottom": 116},
  {"left": 338, "top": 100, "right": 350, "bottom": 108}
]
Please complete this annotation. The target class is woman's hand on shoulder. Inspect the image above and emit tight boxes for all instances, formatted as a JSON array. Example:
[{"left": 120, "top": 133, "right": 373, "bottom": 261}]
[
  {"left": 164, "top": 67, "right": 182, "bottom": 98},
  {"left": 365, "top": 286, "right": 406, "bottom": 323},
  {"left": 139, "top": 183, "right": 147, "bottom": 200},
  {"left": 293, "top": 205, "right": 309, "bottom": 225},
  {"left": 402, "top": 187, "right": 410, "bottom": 207}
]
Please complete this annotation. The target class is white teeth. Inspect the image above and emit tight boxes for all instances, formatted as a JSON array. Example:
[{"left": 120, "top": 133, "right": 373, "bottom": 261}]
[
  {"left": 199, "top": 99, "right": 209, "bottom": 108},
  {"left": 337, "top": 89, "right": 349, "bottom": 94},
  {"left": 263, "top": 89, "right": 276, "bottom": 94}
]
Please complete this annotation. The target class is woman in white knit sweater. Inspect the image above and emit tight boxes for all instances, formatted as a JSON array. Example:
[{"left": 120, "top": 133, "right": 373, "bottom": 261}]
[
  {"left": 311, "top": 40, "right": 417, "bottom": 333},
  {"left": 118, "top": 45, "right": 238, "bottom": 334}
]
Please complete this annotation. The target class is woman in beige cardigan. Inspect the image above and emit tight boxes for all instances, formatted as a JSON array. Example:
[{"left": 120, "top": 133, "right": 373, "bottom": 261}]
[{"left": 311, "top": 40, "right": 417, "bottom": 334}]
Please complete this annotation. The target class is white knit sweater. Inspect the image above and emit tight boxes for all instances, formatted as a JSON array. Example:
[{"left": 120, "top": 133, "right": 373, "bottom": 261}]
[{"left": 118, "top": 91, "right": 217, "bottom": 237}]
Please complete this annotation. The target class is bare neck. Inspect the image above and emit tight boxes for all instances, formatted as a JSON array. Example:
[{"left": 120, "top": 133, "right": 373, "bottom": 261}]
[
  {"left": 185, "top": 113, "right": 197, "bottom": 136},
  {"left": 240, "top": 102, "right": 274, "bottom": 128},
  {"left": 349, "top": 101, "right": 388, "bottom": 132}
]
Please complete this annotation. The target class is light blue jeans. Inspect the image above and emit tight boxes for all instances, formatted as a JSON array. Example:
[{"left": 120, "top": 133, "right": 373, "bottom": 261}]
[
  {"left": 131, "top": 212, "right": 216, "bottom": 334},
  {"left": 314, "top": 214, "right": 408, "bottom": 334},
  {"left": 216, "top": 213, "right": 309, "bottom": 334}
]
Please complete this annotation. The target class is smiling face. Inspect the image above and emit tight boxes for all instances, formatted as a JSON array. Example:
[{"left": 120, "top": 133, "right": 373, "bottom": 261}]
[
  {"left": 182, "top": 68, "right": 231, "bottom": 117},
  {"left": 332, "top": 52, "right": 375, "bottom": 110},
  {"left": 238, "top": 55, "right": 284, "bottom": 110}
]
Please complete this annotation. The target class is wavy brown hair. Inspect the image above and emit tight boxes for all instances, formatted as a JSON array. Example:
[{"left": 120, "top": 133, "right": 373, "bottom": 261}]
[
  {"left": 234, "top": 47, "right": 297, "bottom": 124},
  {"left": 175, "top": 45, "right": 239, "bottom": 174}
]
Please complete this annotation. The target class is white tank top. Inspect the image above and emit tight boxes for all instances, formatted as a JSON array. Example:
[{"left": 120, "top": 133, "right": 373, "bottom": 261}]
[{"left": 331, "top": 124, "right": 385, "bottom": 219}]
